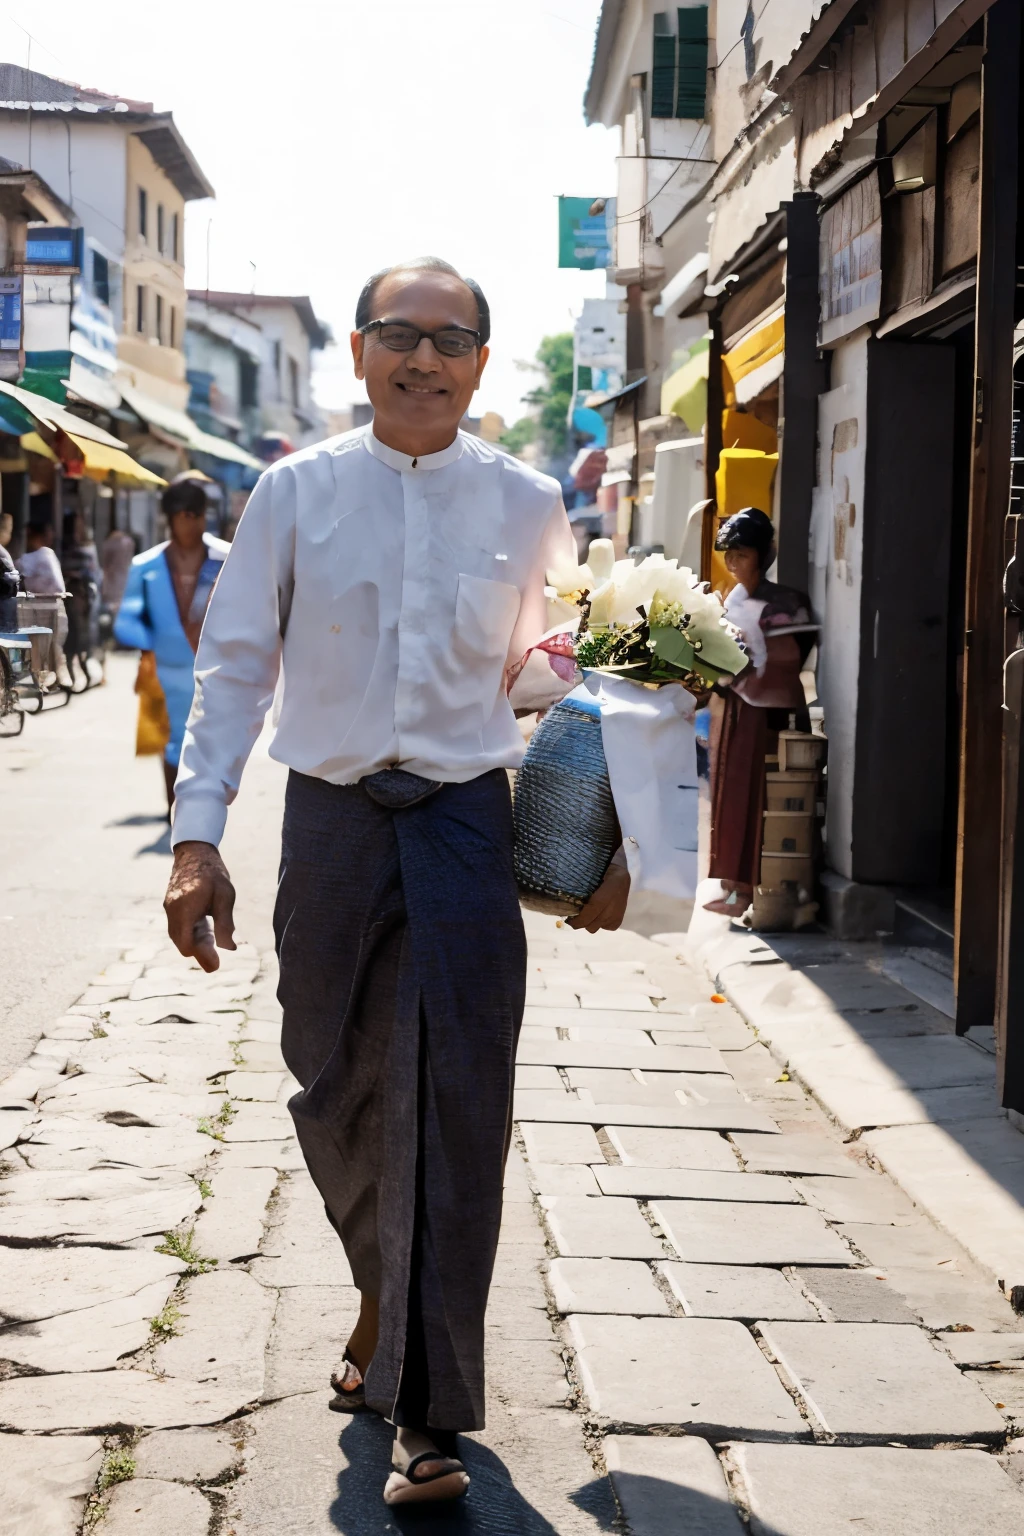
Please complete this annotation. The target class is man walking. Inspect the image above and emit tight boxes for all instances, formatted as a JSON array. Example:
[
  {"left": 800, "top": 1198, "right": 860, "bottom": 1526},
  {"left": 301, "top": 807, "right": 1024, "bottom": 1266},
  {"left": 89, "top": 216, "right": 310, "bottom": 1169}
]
[{"left": 164, "top": 257, "right": 627, "bottom": 1505}]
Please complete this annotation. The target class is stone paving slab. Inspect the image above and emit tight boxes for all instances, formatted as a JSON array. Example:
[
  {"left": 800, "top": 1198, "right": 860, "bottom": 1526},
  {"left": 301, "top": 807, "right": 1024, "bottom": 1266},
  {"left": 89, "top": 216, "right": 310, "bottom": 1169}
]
[
  {"left": 796, "top": 1267, "right": 921, "bottom": 1324},
  {"left": 515, "top": 1099, "right": 780, "bottom": 1132},
  {"left": 966, "top": 1368, "right": 1024, "bottom": 1425},
  {"left": 217, "top": 1071, "right": 286, "bottom": 1101},
  {"left": 518, "top": 1040, "right": 727, "bottom": 1072},
  {"left": 758, "top": 1321, "right": 1007, "bottom": 1444},
  {"left": 191, "top": 1166, "right": 277, "bottom": 1262},
  {"left": 36, "top": 1081, "right": 218, "bottom": 1125},
  {"left": 594, "top": 1166, "right": 801, "bottom": 1202},
  {"left": 262, "top": 1283, "right": 360, "bottom": 1399},
  {"left": 101, "top": 999, "right": 246, "bottom": 1028},
  {"left": 102, "top": 1478, "right": 211, "bottom": 1535},
  {"left": 235, "top": 1041, "right": 288, "bottom": 1071},
  {"left": 662, "top": 1262, "right": 818, "bottom": 1321},
  {"left": 731, "top": 1443, "right": 1024, "bottom": 1535},
  {"left": 0, "top": 1245, "right": 184, "bottom": 1323},
  {"left": 601, "top": 1431, "right": 746, "bottom": 1529},
  {"left": 0, "top": 1175, "right": 202, "bottom": 1245},
  {"left": 541, "top": 1195, "right": 665, "bottom": 1258},
  {"left": 212, "top": 1138, "right": 306, "bottom": 1172},
  {"left": 250, "top": 1176, "right": 354, "bottom": 1288},
  {"left": 879, "top": 1263, "right": 1023, "bottom": 1333},
  {"left": 730, "top": 1131, "right": 859, "bottom": 1176},
  {"left": 0, "top": 1277, "right": 174, "bottom": 1372},
  {"left": 527, "top": 1161, "right": 602, "bottom": 1194},
  {"left": 517, "top": 1065, "right": 565, "bottom": 1090},
  {"left": 0, "top": 1369, "right": 254, "bottom": 1431},
  {"left": 133, "top": 1426, "right": 240, "bottom": 1483},
  {"left": 15, "top": 1120, "right": 209, "bottom": 1172},
  {"left": 607, "top": 1126, "right": 741, "bottom": 1170},
  {"left": 524, "top": 1006, "right": 676, "bottom": 1031},
  {"left": 0, "top": 1104, "right": 38, "bottom": 1151},
  {"left": 548, "top": 1257, "right": 670, "bottom": 1316},
  {"left": 0, "top": 1432, "right": 104, "bottom": 1536},
  {"left": 220, "top": 1104, "right": 295, "bottom": 1141},
  {"left": 794, "top": 1172, "right": 918, "bottom": 1225},
  {"left": 521, "top": 1121, "right": 604, "bottom": 1164},
  {"left": 651, "top": 1200, "right": 853, "bottom": 1265},
  {"left": 564, "top": 1068, "right": 696, "bottom": 1105},
  {"left": 604, "top": 1434, "right": 744, "bottom": 1534},
  {"left": 155, "top": 1269, "right": 274, "bottom": 1406},
  {"left": 568, "top": 1314, "right": 809, "bottom": 1437},
  {"left": 938, "top": 1332, "right": 1024, "bottom": 1365}
]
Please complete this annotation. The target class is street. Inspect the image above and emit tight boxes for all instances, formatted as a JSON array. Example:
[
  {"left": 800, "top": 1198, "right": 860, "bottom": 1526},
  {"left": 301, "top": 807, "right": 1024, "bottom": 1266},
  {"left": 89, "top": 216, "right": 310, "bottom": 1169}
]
[{"left": 4, "top": 667, "right": 1024, "bottom": 1535}]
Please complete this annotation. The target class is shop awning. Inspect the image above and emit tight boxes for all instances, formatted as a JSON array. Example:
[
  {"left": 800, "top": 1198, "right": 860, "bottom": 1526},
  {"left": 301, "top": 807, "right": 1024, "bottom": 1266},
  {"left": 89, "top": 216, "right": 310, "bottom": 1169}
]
[
  {"left": 120, "top": 380, "right": 264, "bottom": 471},
  {"left": 66, "top": 433, "right": 167, "bottom": 488},
  {"left": 0, "top": 378, "right": 125, "bottom": 449},
  {"left": 661, "top": 348, "right": 709, "bottom": 431},
  {"left": 721, "top": 310, "right": 785, "bottom": 405},
  {"left": 21, "top": 431, "right": 58, "bottom": 461}
]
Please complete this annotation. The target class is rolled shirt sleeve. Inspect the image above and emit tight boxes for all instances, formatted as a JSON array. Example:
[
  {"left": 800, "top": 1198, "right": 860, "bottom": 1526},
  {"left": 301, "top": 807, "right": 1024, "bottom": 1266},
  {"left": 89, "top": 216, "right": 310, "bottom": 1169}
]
[{"left": 171, "top": 470, "right": 294, "bottom": 848}]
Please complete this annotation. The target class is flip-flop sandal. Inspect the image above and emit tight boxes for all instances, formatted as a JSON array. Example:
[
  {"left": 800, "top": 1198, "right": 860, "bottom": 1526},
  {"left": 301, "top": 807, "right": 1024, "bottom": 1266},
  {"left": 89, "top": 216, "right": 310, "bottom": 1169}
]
[
  {"left": 383, "top": 1444, "right": 470, "bottom": 1506},
  {"left": 328, "top": 1348, "right": 367, "bottom": 1413}
]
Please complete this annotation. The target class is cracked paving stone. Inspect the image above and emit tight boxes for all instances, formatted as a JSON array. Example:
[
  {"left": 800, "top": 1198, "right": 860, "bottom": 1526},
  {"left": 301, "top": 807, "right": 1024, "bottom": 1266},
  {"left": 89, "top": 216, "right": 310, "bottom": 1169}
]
[
  {"left": 0, "top": 1278, "right": 175, "bottom": 1372},
  {"left": 102, "top": 1478, "right": 211, "bottom": 1534},
  {"left": 520, "top": 1122, "right": 604, "bottom": 1164},
  {"left": 0, "top": 1246, "right": 185, "bottom": 1322},
  {"left": 233, "top": 1041, "right": 287, "bottom": 1072},
  {"left": 937, "top": 1332, "right": 1024, "bottom": 1365},
  {"left": 220, "top": 1104, "right": 294, "bottom": 1142},
  {"left": 541, "top": 1194, "right": 665, "bottom": 1258},
  {"left": 795, "top": 1267, "right": 920, "bottom": 1324},
  {"left": 607, "top": 1125, "right": 740, "bottom": 1171},
  {"left": 262, "top": 1283, "right": 361, "bottom": 1399},
  {"left": 0, "top": 1171, "right": 202, "bottom": 1244},
  {"left": 15, "top": 1120, "right": 210, "bottom": 1172},
  {"left": 515, "top": 1098, "right": 779, "bottom": 1132},
  {"left": 154, "top": 1269, "right": 274, "bottom": 1405},
  {"left": 731, "top": 1443, "right": 1024, "bottom": 1535},
  {"left": 662, "top": 1262, "right": 818, "bottom": 1321},
  {"left": 133, "top": 1425, "right": 241, "bottom": 1483},
  {"left": 225, "top": 1071, "right": 287, "bottom": 1101},
  {"left": 0, "top": 1369, "right": 256, "bottom": 1431},
  {"left": 548, "top": 1257, "right": 669, "bottom": 1315},
  {"left": 594, "top": 1166, "right": 801, "bottom": 1202},
  {"left": 650, "top": 1199, "right": 853, "bottom": 1266},
  {"left": 35, "top": 1081, "right": 218, "bottom": 1126},
  {"left": 0, "top": 1432, "right": 104, "bottom": 1536},
  {"left": 758, "top": 1321, "right": 1008, "bottom": 1444},
  {"left": 604, "top": 1435, "right": 744, "bottom": 1534},
  {"left": 794, "top": 1172, "right": 919, "bottom": 1226},
  {"left": 568, "top": 1314, "right": 808, "bottom": 1436},
  {"left": 518, "top": 1040, "right": 727, "bottom": 1072},
  {"left": 527, "top": 1161, "right": 601, "bottom": 1194},
  {"left": 0, "top": 1104, "right": 37, "bottom": 1151},
  {"left": 190, "top": 1166, "right": 277, "bottom": 1262},
  {"left": 730, "top": 1132, "right": 859, "bottom": 1177},
  {"left": 100, "top": 999, "right": 247, "bottom": 1028}
]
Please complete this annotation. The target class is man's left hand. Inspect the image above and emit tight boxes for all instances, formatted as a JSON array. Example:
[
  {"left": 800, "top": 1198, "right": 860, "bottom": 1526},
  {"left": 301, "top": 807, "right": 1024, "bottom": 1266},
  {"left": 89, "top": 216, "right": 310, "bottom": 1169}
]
[{"left": 567, "top": 862, "right": 631, "bottom": 933}]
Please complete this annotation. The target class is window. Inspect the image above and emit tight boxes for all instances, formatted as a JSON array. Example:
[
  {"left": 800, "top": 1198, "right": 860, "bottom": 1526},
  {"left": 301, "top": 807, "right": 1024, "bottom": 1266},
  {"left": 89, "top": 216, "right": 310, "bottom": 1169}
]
[
  {"left": 171, "top": 212, "right": 179, "bottom": 263},
  {"left": 649, "top": 7, "right": 709, "bottom": 121},
  {"left": 138, "top": 187, "right": 148, "bottom": 242},
  {"left": 169, "top": 306, "right": 176, "bottom": 349},
  {"left": 136, "top": 284, "right": 145, "bottom": 335},
  {"left": 273, "top": 339, "right": 282, "bottom": 396},
  {"left": 240, "top": 356, "right": 258, "bottom": 409},
  {"left": 155, "top": 293, "right": 164, "bottom": 344},
  {"left": 157, "top": 204, "right": 165, "bottom": 255},
  {"left": 289, "top": 356, "right": 300, "bottom": 409},
  {"left": 93, "top": 250, "right": 110, "bottom": 306}
]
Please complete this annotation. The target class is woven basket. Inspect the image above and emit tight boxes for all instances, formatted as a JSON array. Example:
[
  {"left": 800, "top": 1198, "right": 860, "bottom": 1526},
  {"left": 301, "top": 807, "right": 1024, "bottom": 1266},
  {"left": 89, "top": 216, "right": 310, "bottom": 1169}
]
[{"left": 513, "top": 697, "right": 619, "bottom": 915}]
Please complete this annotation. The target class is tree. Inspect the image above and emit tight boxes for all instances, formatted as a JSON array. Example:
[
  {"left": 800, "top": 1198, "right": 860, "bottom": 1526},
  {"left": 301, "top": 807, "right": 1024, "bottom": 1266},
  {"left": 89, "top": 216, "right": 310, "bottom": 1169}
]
[{"left": 501, "top": 331, "right": 575, "bottom": 460}]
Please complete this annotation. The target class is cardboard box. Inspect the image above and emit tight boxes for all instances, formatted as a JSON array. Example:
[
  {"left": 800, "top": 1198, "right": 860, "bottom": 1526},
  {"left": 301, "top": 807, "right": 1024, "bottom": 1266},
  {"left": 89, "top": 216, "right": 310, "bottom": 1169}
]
[
  {"left": 759, "top": 849, "right": 815, "bottom": 892},
  {"left": 778, "top": 731, "right": 826, "bottom": 773},
  {"left": 763, "top": 811, "right": 815, "bottom": 855},
  {"left": 766, "top": 772, "right": 817, "bottom": 814}
]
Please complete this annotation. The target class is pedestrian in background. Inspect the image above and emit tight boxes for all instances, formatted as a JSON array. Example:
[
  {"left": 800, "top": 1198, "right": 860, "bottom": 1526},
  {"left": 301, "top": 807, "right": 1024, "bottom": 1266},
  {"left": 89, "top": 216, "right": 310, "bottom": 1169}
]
[
  {"left": 0, "top": 510, "right": 18, "bottom": 632},
  {"left": 705, "top": 507, "right": 816, "bottom": 915},
  {"left": 161, "top": 257, "right": 626, "bottom": 1507},
  {"left": 114, "top": 475, "right": 228, "bottom": 813}
]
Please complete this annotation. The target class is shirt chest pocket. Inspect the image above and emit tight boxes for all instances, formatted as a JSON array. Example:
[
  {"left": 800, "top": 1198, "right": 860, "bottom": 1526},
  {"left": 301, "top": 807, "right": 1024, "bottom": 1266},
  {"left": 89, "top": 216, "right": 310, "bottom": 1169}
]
[{"left": 453, "top": 572, "right": 521, "bottom": 663}]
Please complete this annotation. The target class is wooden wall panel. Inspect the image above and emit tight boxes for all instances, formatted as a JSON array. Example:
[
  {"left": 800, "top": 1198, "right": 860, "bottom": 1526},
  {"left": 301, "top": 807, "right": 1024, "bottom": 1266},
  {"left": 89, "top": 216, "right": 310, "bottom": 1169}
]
[{"left": 941, "top": 120, "right": 982, "bottom": 275}]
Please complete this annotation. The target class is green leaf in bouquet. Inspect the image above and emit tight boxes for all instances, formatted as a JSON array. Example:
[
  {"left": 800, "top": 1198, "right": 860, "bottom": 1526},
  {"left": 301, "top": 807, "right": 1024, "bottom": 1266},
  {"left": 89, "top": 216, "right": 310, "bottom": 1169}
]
[
  {"left": 685, "top": 612, "right": 747, "bottom": 674},
  {"left": 649, "top": 624, "right": 699, "bottom": 674}
]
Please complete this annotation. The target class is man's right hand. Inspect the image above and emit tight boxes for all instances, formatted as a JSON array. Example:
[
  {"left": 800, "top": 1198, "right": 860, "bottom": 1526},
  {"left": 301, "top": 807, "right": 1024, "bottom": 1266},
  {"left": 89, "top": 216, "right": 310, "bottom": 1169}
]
[{"left": 164, "top": 840, "right": 237, "bottom": 974}]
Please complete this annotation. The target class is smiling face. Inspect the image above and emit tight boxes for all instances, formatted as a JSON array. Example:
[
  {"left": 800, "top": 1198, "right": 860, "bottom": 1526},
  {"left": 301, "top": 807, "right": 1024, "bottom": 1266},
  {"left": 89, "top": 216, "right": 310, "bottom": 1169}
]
[{"left": 351, "top": 268, "right": 489, "bottom": 457}]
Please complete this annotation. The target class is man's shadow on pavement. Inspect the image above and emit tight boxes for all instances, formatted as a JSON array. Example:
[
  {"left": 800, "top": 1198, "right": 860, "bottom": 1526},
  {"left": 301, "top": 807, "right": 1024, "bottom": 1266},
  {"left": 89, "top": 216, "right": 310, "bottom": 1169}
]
[
  {"left": 104, "top": 811, "right": 172, "bottom": 857},
  {"left": 330, "top": 1414, "right": 617, "bottom": 1534}
]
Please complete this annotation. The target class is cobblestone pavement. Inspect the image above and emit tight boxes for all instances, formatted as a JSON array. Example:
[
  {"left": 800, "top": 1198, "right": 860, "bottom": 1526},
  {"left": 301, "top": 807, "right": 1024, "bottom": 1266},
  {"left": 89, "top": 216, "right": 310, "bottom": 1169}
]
[{"left": 4, "top": 896, "right": 1024, "bottom": 1533}]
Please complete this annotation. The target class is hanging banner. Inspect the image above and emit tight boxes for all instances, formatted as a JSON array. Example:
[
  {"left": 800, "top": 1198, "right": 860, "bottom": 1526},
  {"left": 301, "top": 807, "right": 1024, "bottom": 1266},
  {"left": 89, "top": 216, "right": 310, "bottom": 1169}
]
[
  {"left": 558, "top": 197, "right": 616, "bottom": 270},
  {"left": 0, "top": 276, "right": 21, "bottom": 351}
]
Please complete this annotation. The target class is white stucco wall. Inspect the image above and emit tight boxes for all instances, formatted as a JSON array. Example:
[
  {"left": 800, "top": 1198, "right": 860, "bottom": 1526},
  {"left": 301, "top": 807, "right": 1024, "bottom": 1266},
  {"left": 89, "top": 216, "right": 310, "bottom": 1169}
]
[
  {"left": 813, "top": 329, "right": 869, "bottom": 881},
  {"left": 0, "top": 114, "right": 127, "bottom": 260}
]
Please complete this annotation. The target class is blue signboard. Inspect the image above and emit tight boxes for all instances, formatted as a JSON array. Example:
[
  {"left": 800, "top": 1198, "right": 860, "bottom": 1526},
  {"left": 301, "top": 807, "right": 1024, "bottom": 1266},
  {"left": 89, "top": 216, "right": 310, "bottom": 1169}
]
[
  {"left": 25, "top": 227, "right": 83, "bottom": 271},
  {"left": 558, "top": 197, "right": 616, "bottom": 270},
  {"left": 0, "top": 276, "right": 21, "bottom": 350}
]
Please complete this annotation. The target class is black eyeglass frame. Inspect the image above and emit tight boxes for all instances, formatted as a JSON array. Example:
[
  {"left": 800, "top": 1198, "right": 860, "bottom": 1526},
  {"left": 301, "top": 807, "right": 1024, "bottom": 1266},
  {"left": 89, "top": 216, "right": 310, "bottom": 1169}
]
[{"left": 358, "top": 319, "right": 482, "bottom": 356}]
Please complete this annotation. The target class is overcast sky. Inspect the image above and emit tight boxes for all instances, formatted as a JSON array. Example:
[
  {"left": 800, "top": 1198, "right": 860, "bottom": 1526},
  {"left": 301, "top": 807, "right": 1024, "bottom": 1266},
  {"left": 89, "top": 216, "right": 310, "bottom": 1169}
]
[{"left": 0, "top": 0, "right": 618, "bottom": 425}]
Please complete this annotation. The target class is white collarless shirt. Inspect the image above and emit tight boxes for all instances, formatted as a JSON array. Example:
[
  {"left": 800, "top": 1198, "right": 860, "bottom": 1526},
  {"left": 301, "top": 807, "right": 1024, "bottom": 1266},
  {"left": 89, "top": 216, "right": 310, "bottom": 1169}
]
[{"left": 171, "top": 426, "right": 575, "bottom": 848}]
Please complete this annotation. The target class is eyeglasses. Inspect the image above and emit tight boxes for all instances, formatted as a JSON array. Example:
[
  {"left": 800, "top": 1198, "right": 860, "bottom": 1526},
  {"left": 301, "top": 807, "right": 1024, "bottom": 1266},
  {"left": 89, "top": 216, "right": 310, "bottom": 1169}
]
[{"left": 359, "top": 320, "right": 481, "bottom": 358}]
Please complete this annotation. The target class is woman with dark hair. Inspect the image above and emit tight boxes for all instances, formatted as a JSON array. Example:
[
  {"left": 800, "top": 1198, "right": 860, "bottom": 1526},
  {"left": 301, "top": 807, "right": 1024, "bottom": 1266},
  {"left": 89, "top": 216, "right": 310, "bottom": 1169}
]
[
  {"left": 115, "top": 474, "right": 229, "bottom": 811},
  {"left": 705, "top": 506, "right": 817, "bottom": 916}
]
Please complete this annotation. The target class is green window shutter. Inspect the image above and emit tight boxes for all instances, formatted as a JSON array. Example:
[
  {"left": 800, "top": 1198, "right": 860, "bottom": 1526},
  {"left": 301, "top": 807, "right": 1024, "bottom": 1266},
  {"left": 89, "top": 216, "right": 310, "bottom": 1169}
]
[
  {"left": 651, "top": 33, "right": 676, "bottom": 119},
  {"left": 676, "top": 5, "right": 708, "bottom": 118}
]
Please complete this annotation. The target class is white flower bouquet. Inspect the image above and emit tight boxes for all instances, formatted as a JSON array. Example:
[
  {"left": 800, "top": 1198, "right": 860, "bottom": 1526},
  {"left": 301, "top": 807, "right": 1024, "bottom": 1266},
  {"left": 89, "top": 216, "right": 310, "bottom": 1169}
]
[{"left": 543, "top": 540, "right": 748, "bottom": 692}]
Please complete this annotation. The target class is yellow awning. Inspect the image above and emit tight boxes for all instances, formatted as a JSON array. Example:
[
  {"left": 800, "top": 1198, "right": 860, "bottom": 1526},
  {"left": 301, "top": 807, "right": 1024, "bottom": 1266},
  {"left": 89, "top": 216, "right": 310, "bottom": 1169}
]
[
  {"left": 661, "top": 348, "right": 709, "bottom": 431},
  {"left": 722, "top": 312, "right": 785, "bottom": 405},
  {"left": 66, "top": 433, "right": 167, "bottom": 488},
  {"left": 21, "top": 431, "right": 58, "bottom": 461}
]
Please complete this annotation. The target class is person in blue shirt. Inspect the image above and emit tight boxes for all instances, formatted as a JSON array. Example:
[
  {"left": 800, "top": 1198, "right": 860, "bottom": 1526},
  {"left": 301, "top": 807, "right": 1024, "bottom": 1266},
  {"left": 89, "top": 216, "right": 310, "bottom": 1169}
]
[{"left": 114, "top": 475, "right": 229, "bottom": 811}]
